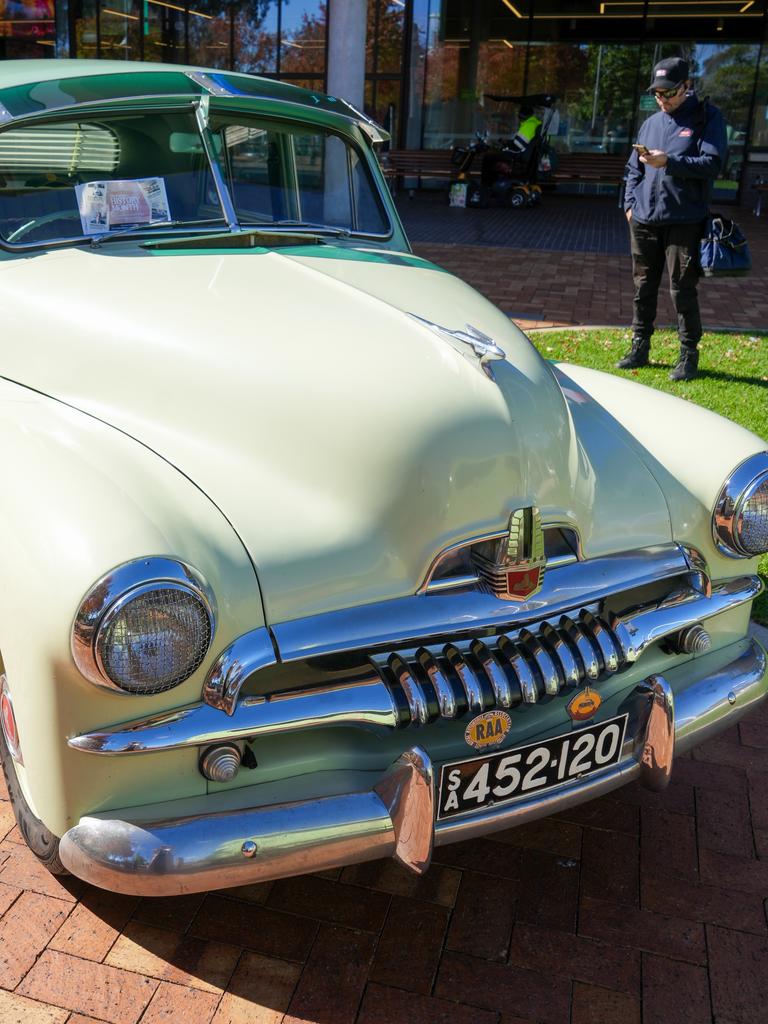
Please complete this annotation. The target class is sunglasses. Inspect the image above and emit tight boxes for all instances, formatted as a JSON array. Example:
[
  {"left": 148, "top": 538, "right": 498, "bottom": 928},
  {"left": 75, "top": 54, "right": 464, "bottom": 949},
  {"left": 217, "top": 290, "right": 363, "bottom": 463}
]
[{"left": 653, "top": 85, "right": 683, "bottom": 100}]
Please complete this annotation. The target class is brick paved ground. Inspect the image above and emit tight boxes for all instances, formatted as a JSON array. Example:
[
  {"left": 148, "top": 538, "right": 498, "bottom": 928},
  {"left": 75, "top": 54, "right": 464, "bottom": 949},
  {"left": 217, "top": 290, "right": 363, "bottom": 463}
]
[
  {"left": 1, "top": 202, "right": 766, "bottom": 1023},
  {"left": 406, "top": 195, "right": 768, "bottom": 333}
]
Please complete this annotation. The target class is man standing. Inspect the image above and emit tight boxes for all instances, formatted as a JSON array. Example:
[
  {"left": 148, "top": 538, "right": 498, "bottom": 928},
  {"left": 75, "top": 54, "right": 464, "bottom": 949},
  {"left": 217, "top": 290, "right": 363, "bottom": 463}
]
[{"left": 618, "top": 57, "right": 727, "bottom": 381}]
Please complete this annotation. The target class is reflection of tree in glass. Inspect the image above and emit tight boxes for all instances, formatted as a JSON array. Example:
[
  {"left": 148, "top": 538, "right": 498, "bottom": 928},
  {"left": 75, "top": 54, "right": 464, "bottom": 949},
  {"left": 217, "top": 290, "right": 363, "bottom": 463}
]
[
  {"left": 234, "top": 0, "right": 278, "bottom": 74},
  {"left": 280, "top": 1, "right": 326, "bottom": 75},
  {"left": 699, "top": 44, "right": 760, "bottom": 134},
  {"left": 368, "top": 0, "right": 405, "bottom": 75},
  {"left": 528, "top": 44, "right": 640, "bottom": 152}
]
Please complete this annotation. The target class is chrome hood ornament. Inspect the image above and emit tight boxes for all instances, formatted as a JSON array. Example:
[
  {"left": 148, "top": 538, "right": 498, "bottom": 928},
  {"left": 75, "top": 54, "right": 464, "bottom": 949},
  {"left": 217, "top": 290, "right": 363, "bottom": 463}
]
[
  {"left": 409, "top": 314, "right": 506, "bottom": 380},
  {"left": 472, "top": 507, "right": 546, "bottom": 601}
]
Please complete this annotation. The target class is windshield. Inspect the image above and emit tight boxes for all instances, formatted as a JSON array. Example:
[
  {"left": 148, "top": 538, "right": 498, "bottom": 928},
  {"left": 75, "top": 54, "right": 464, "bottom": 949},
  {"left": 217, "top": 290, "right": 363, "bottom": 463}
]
[
  {"left": 0, "top": 106, "right": 390, "bottom": 247},
  {"left": 0, "top": 109, "right": 225, "bottom": 246}
]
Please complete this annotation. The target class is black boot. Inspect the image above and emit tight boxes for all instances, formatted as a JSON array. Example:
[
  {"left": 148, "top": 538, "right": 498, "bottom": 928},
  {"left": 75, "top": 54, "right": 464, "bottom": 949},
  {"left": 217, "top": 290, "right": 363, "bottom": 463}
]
[
  {"left": 616, "top": 336, "right": 650, "bottom": 369},
  {"left": 669, "top": 346, "right": 699, "bottom": 382}
]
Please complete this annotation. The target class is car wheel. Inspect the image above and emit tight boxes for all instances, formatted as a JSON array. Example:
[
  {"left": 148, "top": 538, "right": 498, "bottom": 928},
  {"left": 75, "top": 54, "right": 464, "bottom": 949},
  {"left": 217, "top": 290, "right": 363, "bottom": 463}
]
[{"left": 0, "top": 716, "right": 67, "bottom": 876}]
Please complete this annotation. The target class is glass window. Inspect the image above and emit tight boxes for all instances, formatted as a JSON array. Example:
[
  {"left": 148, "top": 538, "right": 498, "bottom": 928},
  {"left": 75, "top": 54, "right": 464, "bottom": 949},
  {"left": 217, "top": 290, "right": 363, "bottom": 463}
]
[
  {"left": 0, "top": 0, "right": 56, "bottom": 58},
  {"left": 233, "top": 0, "right": 278, "bottom": 74},
  {"left": 188, "top": 0, "right": 230, "bottom": 67},
  {"left": 279, "top": 0, "right": 326, "bottom": 75},
  {"left": 98, "top": 0, "right": 142, "bottom": 60},
  {"left": 142, "top": 0, "right": 184, "bottom": 63},
  {"left": 71, "top": 0, "right": 98, "bottom": 57},
  {"left": 526, "top": 42, "right": 640, "bottom": 157},
  {"left": 0, "top": 110, "right": 223, "bottom": 244},
  {"left": 753, "top": 35, "right": 768, "bottom": 149},
  {"left": 374, "top": 0, "right": 406, "bottom": 74},
  {"left": 218, "top": 117, "right": 389, "bottom": 234},
  {"left": 371, "top": 79, "right": 402, "bottom": 141}
]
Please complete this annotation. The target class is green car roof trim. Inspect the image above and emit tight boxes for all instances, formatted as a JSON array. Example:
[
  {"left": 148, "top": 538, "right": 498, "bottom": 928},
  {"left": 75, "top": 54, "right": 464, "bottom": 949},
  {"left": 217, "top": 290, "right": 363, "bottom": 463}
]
[{"left": 0, "top": 62, "right": 389, "bottom": 141}]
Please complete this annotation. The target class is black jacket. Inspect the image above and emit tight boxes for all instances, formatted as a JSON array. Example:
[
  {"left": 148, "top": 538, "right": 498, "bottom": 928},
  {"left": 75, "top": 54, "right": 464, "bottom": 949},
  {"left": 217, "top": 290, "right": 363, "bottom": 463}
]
[{"left": 624, "top": 94, "right": 727, "bottom": 225}]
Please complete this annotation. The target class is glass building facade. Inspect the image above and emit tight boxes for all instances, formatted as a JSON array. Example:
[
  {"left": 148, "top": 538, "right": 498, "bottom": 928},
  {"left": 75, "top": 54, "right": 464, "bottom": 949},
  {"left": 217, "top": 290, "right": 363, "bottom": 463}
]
[{"left": 2, "top": 0, "right": 766, "bottom": 203}]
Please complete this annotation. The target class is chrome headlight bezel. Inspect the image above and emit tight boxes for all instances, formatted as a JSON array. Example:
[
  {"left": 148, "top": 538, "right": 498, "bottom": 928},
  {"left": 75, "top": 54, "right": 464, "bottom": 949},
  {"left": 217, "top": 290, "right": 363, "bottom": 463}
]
[
  {"left": 712, "top": 452, "right": 768, "bottom": 558},
  {"left": 72, "top": 558, "right": 216, "bottom": 695}
]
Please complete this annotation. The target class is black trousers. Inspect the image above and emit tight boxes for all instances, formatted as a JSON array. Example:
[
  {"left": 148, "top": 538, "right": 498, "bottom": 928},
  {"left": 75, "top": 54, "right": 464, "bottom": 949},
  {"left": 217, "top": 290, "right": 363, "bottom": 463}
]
[{"left": 629, "top": 218, "right": 705, "bottom": 349}]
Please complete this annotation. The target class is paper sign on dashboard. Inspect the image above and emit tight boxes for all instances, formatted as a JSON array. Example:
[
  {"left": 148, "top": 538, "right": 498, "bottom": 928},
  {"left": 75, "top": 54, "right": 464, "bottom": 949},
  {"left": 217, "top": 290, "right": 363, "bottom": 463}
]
[{"left": 76, "top": 178, "right": 171, "bottom": 234}]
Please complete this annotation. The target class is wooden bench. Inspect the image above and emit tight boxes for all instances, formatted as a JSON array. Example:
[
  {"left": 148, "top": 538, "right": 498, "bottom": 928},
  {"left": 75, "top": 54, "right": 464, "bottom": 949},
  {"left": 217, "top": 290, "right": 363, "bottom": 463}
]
[
  {"left": 380, "top": 148, "right": 629, "bottom": 203},
  {"left": 550, "top": 153, "right": 628, "bottom": 205},
  {"left": 380, "top": 149, "right": 476, "bottom": 193}
]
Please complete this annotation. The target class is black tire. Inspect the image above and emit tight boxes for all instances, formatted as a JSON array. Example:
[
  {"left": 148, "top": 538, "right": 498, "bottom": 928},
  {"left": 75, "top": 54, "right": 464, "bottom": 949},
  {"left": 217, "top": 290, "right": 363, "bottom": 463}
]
[{"left": 0, "top": 717, "right": 67, "bottom": 875}]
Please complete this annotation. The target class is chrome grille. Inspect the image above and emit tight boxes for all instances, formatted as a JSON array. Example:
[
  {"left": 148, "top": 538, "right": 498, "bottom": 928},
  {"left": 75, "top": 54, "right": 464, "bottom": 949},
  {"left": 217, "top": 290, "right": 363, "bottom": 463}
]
[{"left": 372, "top": 610, "right": 624, "bottom": 725}]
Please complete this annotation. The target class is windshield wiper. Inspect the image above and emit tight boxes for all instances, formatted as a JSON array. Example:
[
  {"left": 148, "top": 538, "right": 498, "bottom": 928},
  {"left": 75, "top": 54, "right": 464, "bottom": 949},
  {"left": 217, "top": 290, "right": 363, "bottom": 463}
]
[
  {"left": 266, "top": 220, "right": 352, "bottom": 238},
  {"left": 89, "top": 218, "right": 227, "bottom": 248}
]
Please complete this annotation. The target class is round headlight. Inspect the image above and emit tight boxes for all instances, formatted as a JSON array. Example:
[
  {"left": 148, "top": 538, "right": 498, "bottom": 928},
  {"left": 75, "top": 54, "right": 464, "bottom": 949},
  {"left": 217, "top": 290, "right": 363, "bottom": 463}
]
[
  {"left": 96, "top": 583, "right": 212, "bottom": 694},
  {"left": 72, "top": 559, "right": 216, "bottom": 694},
  {"left": 713, "top": 453, "right": 768, "bottom": 558}
]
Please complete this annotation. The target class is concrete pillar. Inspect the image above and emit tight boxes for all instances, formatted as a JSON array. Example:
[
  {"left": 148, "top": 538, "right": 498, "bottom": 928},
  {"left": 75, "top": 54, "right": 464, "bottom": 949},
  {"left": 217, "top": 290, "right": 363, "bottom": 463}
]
[{"left": 326, "top": 0, "right": 368, "bottom": 108}]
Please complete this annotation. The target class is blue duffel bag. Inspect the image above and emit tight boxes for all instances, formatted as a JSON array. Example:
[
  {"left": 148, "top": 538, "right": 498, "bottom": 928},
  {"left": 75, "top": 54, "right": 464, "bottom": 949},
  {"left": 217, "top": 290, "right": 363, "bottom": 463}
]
[{"left": 700, "top": 213, "right": 752, "bottom": 277}]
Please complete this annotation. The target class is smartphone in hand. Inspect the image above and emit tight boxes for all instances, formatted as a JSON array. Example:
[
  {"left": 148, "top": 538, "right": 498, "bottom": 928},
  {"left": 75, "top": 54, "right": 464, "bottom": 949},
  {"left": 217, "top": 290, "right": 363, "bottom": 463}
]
[{"left": 632, "top": 143, "right": 650, "bottom": 156}]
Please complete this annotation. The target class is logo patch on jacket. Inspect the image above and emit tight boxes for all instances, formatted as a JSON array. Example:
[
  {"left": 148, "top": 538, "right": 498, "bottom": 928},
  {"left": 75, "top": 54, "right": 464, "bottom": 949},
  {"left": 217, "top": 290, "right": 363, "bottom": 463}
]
[{"left": 679, "top": 128, "right": 693, "bottom": 137}]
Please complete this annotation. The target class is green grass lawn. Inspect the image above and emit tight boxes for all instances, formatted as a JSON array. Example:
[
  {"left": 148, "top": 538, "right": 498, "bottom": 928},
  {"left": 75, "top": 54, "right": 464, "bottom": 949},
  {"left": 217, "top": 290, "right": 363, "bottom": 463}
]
[{"left": 529, "top": 328, "right": 768, "bottom": 624}]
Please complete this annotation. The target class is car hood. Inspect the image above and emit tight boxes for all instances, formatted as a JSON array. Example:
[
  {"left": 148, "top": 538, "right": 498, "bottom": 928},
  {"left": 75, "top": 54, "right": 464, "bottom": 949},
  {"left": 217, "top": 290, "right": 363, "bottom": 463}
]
[{"left": 0, "top": 243, "right": 671, "bottom": 621}]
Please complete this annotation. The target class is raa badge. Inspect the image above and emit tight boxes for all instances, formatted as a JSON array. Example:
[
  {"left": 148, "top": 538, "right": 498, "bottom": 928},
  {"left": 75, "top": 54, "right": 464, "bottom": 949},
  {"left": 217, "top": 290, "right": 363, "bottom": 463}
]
[{"left": 465, "top": 710, "right": 512, "bottom": 750}]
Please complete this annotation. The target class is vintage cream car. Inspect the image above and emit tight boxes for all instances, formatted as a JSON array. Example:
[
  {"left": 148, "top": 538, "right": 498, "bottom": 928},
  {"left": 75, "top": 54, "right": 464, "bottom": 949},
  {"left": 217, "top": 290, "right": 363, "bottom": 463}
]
[{"left": 1, "top": 60, "right": 767, "bottom": 896}]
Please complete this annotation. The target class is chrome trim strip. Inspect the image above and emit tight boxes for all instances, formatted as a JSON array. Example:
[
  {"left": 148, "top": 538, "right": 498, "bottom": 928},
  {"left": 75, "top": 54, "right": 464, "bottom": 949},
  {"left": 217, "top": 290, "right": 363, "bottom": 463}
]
[
  {"left": 713, "top": 452, "right": 768, "bottom": 558},
  {"left": 70, "top": 575, "right": 761, "bottom": 755},
  {"left": 194, "top": 98, "right": 240, "bottom": 233},
  {"left": 186, "top": 71, "right": 234, "bottom": 97},
  {"left": 71, "top": 558, "right": 216, "bottom": 694},
  {"left": 275, "top": 545, "right": 691, "bottom": 663},
  {"left": 204, "top": 628, "right": 277, "bottom": 714},
  {"left": 59, "top": 639, "right": 767, "bottom": 895},
  {"left": 69, "top": 674, "right": 399, "bottom": 755}
]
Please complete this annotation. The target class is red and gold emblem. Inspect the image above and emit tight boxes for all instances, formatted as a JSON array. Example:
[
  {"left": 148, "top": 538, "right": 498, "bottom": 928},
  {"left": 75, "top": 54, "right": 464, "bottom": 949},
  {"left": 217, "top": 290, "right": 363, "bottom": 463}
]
[{"left": 472, "top": 507, "right": 546, "bottom": 601}]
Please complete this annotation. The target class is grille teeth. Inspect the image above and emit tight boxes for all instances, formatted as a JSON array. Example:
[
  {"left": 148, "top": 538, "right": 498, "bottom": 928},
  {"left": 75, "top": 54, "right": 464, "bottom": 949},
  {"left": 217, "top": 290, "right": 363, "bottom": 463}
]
[{"left": 374, "top": 609, "right": 630, "bottom": 724}]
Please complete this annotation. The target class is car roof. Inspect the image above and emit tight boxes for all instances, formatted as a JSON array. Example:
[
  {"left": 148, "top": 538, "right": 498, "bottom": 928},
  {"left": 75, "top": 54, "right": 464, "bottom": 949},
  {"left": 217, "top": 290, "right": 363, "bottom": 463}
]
[{"left": 0, "top": 60, "right": 387, "bottom": 141}]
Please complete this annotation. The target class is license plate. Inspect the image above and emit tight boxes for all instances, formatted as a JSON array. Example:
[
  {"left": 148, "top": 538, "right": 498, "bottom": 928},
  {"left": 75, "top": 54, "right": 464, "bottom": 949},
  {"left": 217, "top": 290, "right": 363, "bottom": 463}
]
[{"left": 437, "top": 714, "right": 628, "bottom": 820}]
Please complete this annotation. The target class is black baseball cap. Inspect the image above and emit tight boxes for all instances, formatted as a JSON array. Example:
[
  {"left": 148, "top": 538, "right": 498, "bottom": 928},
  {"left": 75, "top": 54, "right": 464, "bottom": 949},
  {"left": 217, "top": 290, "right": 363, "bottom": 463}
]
[{"left": 648, "top": 57, "right": 689, "bottom": 93}]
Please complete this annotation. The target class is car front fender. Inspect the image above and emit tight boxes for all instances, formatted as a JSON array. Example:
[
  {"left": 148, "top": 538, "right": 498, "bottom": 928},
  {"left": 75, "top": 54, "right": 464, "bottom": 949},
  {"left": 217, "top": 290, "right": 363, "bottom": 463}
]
[
  {"left": 0, "top": 379, "right": 266, "bottom": 837},
  {"left": 555, "top": 362, "right": 766, "bottom": 580}
]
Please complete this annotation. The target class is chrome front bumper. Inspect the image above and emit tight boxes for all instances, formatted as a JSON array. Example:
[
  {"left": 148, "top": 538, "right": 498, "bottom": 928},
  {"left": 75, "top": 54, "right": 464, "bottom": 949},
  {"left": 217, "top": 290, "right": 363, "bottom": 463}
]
[{"left": 59, "top": 637, "right": 767, "bottom": 896}]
